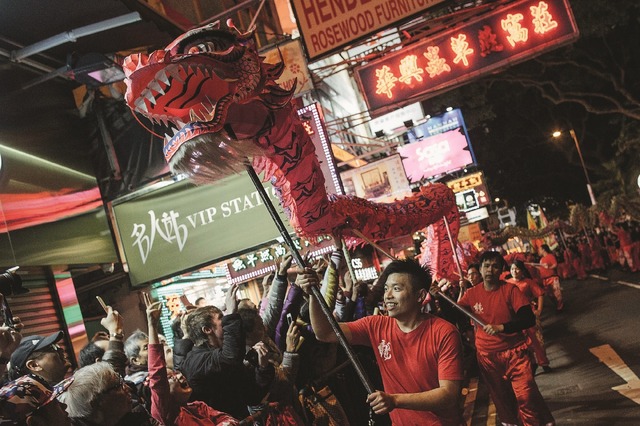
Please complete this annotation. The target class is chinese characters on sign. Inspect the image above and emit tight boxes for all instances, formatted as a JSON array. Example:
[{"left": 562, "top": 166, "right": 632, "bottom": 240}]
[
  {"left": 446, "top": 172, "right": 491, "bottom": 212},
  {"left": 355, "top": 0, "right": 578, "bottom": 115},
  {"left": 225, "top": 235, "right": 336, "bottom": 282}
]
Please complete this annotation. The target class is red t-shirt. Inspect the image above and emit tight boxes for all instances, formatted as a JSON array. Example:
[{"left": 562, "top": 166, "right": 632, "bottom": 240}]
[
  {"left": 458, "top": 282, "right": 529, "bottom": 352},
  {"left": 537, "top": 253, "right": 558, "bottom": 279},
  {"left": 346, "top": 314, "right": 464, "bottom": 426},
  {"left": 616, "top": 228, "right": 632, "bottom": 248},
  {"left": 506, "top": 278, "right": 544, "bottom": 303}
]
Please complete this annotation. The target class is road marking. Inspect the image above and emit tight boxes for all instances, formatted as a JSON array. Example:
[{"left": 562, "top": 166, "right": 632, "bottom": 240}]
[
  {"left": 487, "top": 399, "right": 497, "bottom": 426},
  {"left": 617, "top": 280, "right": 640, "bottom": 290},
  {"left": 589, "top": 274, "right": 608, "bottom": 281},
  {"left": 588, "top": 274, "right": 640, "bottom": 290},
  {"left": 463, "top": 376, "right": 478, "bottom": 426},
  {"left": 590, "top": 344, "right": 640, "bottom": 405}
]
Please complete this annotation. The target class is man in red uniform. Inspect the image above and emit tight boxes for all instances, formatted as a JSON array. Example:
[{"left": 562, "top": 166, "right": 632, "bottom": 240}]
[
  {"left": 298, "top": 258, "right": 464, "bottom": 426},
  {"left": 537, "top": 244, "right": 564, "bottom": 312},
  {"left": 455, "top": 251, "right": 555, "bottom": 426}
]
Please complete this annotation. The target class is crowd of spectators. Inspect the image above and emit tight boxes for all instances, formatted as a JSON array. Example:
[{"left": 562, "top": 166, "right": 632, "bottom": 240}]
[{"left": 0, "top": 219, "right": 637, "bottom": 425}]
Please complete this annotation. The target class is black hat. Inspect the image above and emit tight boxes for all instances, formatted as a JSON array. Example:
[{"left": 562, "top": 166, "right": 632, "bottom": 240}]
[{"left": 9, "top": 331, "right": 64, "bottom": 380}]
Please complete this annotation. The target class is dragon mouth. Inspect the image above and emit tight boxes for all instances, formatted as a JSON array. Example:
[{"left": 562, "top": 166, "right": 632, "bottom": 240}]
[{"left": 125, "top": 61, "right": 234, "bottom": 161}]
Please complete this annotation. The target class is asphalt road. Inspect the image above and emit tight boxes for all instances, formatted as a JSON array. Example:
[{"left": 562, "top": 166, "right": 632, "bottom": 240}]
[{"left": 466, "top": 268, "right": 640, "bottom": 425}]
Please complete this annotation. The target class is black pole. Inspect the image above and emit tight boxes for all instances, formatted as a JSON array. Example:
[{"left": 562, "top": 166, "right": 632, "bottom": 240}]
[{"left": 245, "top": 165, "right": 375, "bottom": 395}]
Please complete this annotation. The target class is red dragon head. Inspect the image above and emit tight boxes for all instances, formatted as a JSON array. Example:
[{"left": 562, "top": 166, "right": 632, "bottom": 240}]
[{"left": 122, "top": 21, "right": 296, "bottom": 181}]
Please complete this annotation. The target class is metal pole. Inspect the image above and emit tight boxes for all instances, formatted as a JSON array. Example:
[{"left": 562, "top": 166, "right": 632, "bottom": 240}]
[
  {"left": 437, "top": 290, "right": 486, "bottom": 328},
  {"left": 245, "top": 165, "right": 375, "bottom": 395},
  {"left": 569, "top": 129, "right": 596, "bottom": 206},
  {"left": 443, "top": 216, "right": 464, "bottom": 278},
  {"left": 352, "top": 229, "right": 397, "bottom": 260}
]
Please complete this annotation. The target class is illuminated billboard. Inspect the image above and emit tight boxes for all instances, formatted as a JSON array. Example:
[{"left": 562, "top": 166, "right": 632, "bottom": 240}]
[
  {"left": 355, "top": 0, "right": 579, "bottom": 115},
  {"left": 398, "top": 129, "right": 473, "bottom": 182},
  {"left": 447, "top": 172, "right": 491, "bottom": 212},
  {"left": 340, "top": 155, "right": 412, "bottom": 203}
]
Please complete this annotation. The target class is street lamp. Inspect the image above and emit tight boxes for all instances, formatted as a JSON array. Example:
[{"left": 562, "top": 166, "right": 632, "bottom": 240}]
[{"left": 552, "top": 129, "right": 597, "bottom": 206}]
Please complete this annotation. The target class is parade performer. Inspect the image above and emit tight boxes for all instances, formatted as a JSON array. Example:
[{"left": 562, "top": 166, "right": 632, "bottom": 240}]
[
  {"left": 452, "top": 252, "right": 555, "bottom": 426},
  {"left": 507, "top": 260, "right": 551, "bottom": 374},
  {"left": 537, "top": 245, "right": 564, "bottom": 312},
  {"left": 298, "top": 257, "right": 465, "bottom": 425}
]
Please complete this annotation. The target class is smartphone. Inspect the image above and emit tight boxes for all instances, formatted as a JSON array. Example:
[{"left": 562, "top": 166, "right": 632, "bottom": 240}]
[
  {"left": 96, "top": 296, "right": 109, "bottom": 314},
  {"left": 244, "top": 348, "right": 259, "bottom": 367}
]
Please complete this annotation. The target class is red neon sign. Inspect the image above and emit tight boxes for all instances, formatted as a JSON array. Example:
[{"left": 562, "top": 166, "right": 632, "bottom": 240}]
[{"left": 356, "top": 0, "right": 578, "bottom": 116}]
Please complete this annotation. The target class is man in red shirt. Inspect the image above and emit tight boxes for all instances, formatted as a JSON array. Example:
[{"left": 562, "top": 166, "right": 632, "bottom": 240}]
[
  {"left": 298, "top": 258, "right": 464, "bottom": 426},
  {"left": 455, "top": 251, "right": 554, "bottom": 426},
  {"left": 537, "top": 244, "right": 564, "bottom": 312}
]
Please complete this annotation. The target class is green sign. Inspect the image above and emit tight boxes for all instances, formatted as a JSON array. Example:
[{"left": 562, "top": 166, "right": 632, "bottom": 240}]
[
  {"left": 0, "top": 208, "right": 117, "bottom": 266},
  {"left": 111, "top": 173, "right": 292, "bottom": 286}
]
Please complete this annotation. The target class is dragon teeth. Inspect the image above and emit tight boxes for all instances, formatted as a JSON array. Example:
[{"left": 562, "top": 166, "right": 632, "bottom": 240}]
[
  {"left": 148, "top": 80, "right": 165, "bottom": 95},
  {"left": 134, "top": 98, "right": 148, "bottom": 113},
  {"left": 167, "top": 65, "right": 183, "bottom": 83},
  {"left": 155, "top": 69, "right": 170, "bottom": 85},
  {"left": 142, "top": 89, "right": 157, "bottom": 105}
]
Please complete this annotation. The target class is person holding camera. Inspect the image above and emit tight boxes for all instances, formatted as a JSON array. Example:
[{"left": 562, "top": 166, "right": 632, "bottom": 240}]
[{"left": 179, "top": 283, "right": 275, "bottom": 420}]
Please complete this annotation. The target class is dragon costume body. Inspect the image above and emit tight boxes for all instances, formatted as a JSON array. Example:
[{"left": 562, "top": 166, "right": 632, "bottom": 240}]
[{"left": 122, "top": 22, "right": 461, "bottom": 279}]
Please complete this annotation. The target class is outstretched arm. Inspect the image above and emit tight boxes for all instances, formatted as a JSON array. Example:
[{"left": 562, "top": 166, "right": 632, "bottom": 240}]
[
  {"left": 143, "top": 293, "right": 180, "bottom": 426},
  {"left": 296, "top": 268, "right": 352, "bottom": 344}
]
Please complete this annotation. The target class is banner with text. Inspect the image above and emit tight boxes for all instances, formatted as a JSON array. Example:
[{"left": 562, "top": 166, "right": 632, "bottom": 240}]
[
  {"left": 291, "top": 0, "right": 444, "bottom": 61},
  {"left": 355, "top": 0, "right": 579, "bottom": 115},
  {"left": 398, "top": 128, "right": 473, "bottom": 182},
  {"left": 111, "top": 176, "right": 292, "bottom": 286}
]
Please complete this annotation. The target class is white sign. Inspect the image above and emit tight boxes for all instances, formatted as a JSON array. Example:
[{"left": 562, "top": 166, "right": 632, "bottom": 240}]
[
  {"left": 368, "top": 102, "right": 424, "bottom": 136},
  {"left": 465, "top": 207, "right": 489, "bottom": 223},
  {"left": 292, "top": 0, "right": 444, "bottom": 60}
]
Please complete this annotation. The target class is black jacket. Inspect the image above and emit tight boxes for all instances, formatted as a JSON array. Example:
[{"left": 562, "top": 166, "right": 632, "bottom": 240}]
[{"left": 179, "top": 313, "right": 275, "bottom": 420}]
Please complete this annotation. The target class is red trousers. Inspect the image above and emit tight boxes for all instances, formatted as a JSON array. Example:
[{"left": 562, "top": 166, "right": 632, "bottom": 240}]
[
  {"left": 477, "top": 344, "right": 555, "bottom": 426},
  {"left": 543, "top": 276, "right": 563, "bottom": 310},
  {"left": 526, "top": 315, "right": 549, "bottom": 367}
]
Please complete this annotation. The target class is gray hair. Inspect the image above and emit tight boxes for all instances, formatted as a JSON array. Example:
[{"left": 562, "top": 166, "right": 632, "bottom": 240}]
[
  {"left": 58, "top": 362, "right": 123, "bottom": 419},
  {"left": 123, "top": 329, "right": 148, "bottom": 361}
]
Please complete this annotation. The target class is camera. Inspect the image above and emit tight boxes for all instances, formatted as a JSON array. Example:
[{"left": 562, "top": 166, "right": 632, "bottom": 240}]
[
  {"left": 244, "top": 348, "right": 259, "bottom": 367},
  {"left": 0, "top": 268, "right": 28, "bottom": 296},
  {"left": 0, "top": 267, "right": 28, "bottom": 328}
]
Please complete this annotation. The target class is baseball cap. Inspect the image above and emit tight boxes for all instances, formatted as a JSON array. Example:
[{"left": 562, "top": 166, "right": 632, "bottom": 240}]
[
  {"left": 9, "top": 331, "right": 64, "bottom": 380},
  {"left": 0, "top": 373, "right": 73, "bottom": 422}
]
